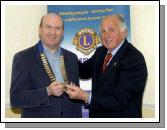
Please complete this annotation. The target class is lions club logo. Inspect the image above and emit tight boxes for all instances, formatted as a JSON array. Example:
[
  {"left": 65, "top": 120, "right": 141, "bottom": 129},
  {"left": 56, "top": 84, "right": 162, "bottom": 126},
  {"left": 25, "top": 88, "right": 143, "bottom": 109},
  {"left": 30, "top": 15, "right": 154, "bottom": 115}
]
[{"left": 72, "top": 28, "right": 100, "bottom": 55}]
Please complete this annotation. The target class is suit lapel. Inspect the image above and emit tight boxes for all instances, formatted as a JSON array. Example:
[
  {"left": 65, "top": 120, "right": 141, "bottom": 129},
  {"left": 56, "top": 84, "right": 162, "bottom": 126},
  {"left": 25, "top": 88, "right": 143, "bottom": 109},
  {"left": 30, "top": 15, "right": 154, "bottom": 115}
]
[
  {"left": 32, "top": 42, "right": 51, "bottom": 83},
  {"left": 99, "top": 56, "right": 119, "bottom": 82},
  {"left": 32, "top": 42, "right": 44, "bottom": 67},
  {"left": 98, "top": 40, "right": 129, "bottom": 83},
  {"left": 95, "top": 47, "right": 107, "bottom": 81}
]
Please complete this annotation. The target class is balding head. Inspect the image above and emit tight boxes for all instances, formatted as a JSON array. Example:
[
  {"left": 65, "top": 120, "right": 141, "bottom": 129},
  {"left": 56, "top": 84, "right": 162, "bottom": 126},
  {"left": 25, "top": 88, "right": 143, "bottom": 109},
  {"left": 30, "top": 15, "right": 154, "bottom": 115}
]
[
  {"left": 39, "top": 13, "right": 64, "bottom": 51},
  {"left": 39, "top": 13, "right": 64, "bottom": 29}
]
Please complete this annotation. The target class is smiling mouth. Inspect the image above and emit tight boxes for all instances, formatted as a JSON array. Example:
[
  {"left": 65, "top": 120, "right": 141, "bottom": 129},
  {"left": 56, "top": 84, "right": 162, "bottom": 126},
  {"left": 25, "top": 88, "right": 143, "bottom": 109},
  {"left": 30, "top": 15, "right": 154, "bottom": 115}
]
[{"left": 48, "top": 37, "right": 56, "bottom": 40}]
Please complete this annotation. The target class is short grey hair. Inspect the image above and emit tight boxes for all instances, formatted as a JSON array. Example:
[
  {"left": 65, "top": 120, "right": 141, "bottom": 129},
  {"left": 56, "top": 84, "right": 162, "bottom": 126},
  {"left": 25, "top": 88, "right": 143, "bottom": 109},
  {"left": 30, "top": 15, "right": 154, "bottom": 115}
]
[
  {"left": 101, "top": 14, "right": 127, "bottom": 32},
  {"left": 115, "top": 14, "right": 127, "bottom": 31}
]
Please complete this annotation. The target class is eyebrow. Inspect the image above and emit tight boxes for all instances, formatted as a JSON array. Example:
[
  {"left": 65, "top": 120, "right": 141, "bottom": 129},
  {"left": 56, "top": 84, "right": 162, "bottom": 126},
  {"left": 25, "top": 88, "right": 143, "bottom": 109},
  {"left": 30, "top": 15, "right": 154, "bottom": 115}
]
[{"left": 43, "top": 24, "right": 63, "bottom": 27}]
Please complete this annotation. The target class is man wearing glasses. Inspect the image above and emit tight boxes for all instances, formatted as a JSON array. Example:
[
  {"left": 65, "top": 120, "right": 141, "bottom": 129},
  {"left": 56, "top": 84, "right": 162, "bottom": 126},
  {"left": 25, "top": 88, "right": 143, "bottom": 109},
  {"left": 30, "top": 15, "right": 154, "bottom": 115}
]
[{"left": 10, "top": 13, "right": 82, "bottom": 118}]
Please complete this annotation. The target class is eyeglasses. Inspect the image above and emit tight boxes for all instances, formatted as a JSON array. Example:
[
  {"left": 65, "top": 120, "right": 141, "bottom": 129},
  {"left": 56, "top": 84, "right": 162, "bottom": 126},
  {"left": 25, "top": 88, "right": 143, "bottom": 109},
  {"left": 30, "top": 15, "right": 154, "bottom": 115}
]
[{"left": 42, "top": 24, "right": 63, "bottom": 32}]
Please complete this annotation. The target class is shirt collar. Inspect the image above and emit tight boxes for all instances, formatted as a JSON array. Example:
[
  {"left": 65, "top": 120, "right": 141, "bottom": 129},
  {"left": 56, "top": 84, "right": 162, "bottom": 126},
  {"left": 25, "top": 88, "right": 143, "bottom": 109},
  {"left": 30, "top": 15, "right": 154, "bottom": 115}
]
[
  {"left": 42, "top": 42, "right": 61, "bottom": 55},
  {"left": 108, "top": 39, "right": 125, "bottom": 56}
]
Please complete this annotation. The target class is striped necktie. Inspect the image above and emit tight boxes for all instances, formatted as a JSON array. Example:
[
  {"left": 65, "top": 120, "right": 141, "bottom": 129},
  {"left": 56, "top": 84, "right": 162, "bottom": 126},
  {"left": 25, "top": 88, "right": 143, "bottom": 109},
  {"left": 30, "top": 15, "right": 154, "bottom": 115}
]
[{"left": 102, "top": 53, "right": 112, "bottom": 72}]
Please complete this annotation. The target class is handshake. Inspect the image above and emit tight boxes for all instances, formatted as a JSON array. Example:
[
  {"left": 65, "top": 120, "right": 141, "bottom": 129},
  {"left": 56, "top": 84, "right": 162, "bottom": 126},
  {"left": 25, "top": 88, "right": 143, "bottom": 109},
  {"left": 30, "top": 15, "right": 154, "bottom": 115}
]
[{"left": 46, "top": 81, "right": 89, "bottom": 103}]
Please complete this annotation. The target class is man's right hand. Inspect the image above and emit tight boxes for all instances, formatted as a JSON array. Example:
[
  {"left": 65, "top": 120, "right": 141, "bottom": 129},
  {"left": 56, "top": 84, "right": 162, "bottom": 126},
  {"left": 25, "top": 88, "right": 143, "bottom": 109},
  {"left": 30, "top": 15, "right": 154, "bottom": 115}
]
[
  {"left": 46, "top": 81, "right": 64, "bottom": 97},
  {"left": 65, "top": 84, "right": 89, "bottom": 103}
]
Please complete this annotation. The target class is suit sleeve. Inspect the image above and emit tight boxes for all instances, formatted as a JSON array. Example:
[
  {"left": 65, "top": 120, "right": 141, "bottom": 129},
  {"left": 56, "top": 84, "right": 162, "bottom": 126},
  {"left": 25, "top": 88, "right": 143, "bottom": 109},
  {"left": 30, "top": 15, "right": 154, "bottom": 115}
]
[
  {"left": 10, "top": 53, "right": 51, "bottom": 108},
  {"left": 69, "top": 54, "right": 82, "bottom": 117},
  {"left": 90, "top": 53, "right": 148, "bottom": 112},
  {"left": 79, "top": 50, "right": 97, "bottom": 79}
]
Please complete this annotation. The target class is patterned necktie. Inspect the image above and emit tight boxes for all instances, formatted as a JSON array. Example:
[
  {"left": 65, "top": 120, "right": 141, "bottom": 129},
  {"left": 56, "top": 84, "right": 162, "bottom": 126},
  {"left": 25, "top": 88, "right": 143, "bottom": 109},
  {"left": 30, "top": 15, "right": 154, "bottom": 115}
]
[{"left": 102, "top": 53, "right": 112, "bottom": 72}]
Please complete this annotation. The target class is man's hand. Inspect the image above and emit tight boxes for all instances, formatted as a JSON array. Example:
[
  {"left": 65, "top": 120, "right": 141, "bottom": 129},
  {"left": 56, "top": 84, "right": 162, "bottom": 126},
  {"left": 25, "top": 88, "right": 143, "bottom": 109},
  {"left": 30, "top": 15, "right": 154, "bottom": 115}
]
[
  {"left": 66, "top": 84, "right": 89, "bottom": 103},
  {"left": 47, "top": 81, "right": 64, "bottom": 97}
]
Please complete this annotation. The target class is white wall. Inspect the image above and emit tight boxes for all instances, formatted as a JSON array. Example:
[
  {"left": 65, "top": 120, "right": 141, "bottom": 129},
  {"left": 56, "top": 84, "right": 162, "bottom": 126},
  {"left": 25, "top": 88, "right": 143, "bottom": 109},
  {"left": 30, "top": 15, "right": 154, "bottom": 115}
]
[
  {"left": 5, "top": 5, "right": 156, "bottom": 115},
  {"left": 130, "top": 6, "right": 155, "bottom": 107},
  {"left": 5, "top": 5, "right": 47, "bottom": 107}
]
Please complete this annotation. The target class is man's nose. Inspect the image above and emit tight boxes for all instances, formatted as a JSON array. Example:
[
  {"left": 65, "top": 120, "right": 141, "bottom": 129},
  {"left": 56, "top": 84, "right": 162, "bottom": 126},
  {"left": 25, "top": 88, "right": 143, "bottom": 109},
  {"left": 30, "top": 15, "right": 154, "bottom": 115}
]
[
  {"left": 50, "top": 29, "right": 56, "bottom": 34},
  {"left": 103, "top": 33, "right": 110, "bottom": 39}
]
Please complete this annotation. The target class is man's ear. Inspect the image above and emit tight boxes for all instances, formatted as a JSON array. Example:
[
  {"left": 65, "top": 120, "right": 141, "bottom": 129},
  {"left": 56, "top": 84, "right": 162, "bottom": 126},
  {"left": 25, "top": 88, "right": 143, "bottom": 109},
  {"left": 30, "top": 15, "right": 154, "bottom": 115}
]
[
  {"left": 39, "top": 26, "right": 42, "bottom": 34},
  {"left": 122, "top": 29, "right": 128, "bottom": 38},
  {"left": 38, "top": 27, "right": 42, "bottom": 39}
]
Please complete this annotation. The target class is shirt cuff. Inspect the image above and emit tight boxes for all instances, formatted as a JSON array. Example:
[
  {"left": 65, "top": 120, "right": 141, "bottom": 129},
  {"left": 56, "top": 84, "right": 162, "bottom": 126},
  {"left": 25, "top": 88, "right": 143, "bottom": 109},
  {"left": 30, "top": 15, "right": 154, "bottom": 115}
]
[{"left": 87, "top": 92, "right": 92, "bottom": 104}]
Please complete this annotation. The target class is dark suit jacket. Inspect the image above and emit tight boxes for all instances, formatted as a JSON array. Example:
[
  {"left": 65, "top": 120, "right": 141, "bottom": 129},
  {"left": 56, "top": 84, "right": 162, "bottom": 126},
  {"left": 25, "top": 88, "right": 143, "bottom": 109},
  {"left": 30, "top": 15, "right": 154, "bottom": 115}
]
[
  {"left": 79, "top": 39, "right": 148, "bottom": 118},
  {"left": 10, "top": 41, "right": 82, "bottom": 118}
]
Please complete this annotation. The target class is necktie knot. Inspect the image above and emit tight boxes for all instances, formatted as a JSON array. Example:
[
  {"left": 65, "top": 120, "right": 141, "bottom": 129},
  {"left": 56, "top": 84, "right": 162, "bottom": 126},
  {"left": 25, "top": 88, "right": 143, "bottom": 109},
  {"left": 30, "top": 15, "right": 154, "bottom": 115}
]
[{"left": 102, "top": 53, "right": 112, "bottom": 72}]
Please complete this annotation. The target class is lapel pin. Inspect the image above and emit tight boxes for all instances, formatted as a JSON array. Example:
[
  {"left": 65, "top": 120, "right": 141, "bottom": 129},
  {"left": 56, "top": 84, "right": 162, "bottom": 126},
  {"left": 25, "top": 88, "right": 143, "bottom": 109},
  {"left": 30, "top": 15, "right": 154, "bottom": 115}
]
[{"left": 114, "top": 62, "right": 117, "bottom": 66}]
